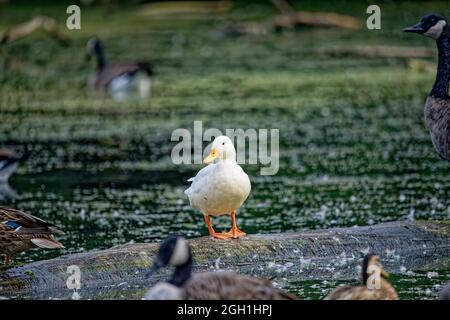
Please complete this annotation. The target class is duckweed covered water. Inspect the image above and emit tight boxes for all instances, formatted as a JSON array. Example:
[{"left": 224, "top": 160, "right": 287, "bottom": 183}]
[{"left": 0, "top": 0, "right": 449, "bottom": 299}]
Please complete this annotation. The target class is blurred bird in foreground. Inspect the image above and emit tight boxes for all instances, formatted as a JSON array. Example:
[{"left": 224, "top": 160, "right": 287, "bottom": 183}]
[
  {"left": 325, "top": 253, "right": 398, "bottom": 300},
  {"left": 0, "top": 207, "right": 64, "bottom": 266},
  {"left": 144, "top": 235, "right": 299, "bottom": 300},
  {"left": 85, "top": 37, "right": 153, "bottom": 101}
]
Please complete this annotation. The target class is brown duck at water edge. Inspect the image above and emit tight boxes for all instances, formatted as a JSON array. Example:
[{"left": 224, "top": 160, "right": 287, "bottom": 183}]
[
  {"left": 143, "top": 235, "right": 299, "bottom": 300},
  {"left": 405, "top": 14, "right": 450, "bottom": 161},
  {"left": 325, "top": 254, "right": 398, "bottom": 300},
  {"left": 0, "top": 207, "right": 64, "bottom": 266}
]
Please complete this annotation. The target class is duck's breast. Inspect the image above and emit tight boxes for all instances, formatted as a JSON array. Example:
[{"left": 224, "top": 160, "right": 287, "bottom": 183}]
[
  {"left": 0, "top": 225, "right": 33, "bottom": 255},
  {"left": 187, "top": 162, "right": 250, "bottom": 216}
]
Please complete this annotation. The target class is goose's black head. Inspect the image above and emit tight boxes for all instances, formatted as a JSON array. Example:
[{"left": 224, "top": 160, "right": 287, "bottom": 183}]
[
  {"left": 404, "top": 14, "right": 448, "bottom": 40},
  {"left": 146, "top": 235, "right": 192, "bottom": 278},
  {"left": 85, "top": 37, "right": 103, "bottom": 59},
  {"left": 362, "top": 253, "right": 389, "bottom": 284}
]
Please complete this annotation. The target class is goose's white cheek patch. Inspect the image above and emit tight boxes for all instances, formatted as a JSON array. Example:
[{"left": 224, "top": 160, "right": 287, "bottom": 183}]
[
  {"left": 425, "top": 20, "right": 447, "bottom": 39},
  {"left": 169, "top": 238, "right": 190, "bottom": 267}
]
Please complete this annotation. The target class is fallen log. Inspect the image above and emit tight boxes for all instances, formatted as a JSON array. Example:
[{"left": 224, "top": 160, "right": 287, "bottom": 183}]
[
  {"left": 0, "top": 221, "right": 449, "bottom": 299},
  {"left": 271, "top": 0, "right": 360, "bottom": 29},
  {"left": 137, "top": 1, "right": 233, "bottom": 17},
  {"left": 0, "top": 15, "right": 69, "bottom": 46},
  {"left": 273, "top": 11, "right": 361, "bottom": 30},
  {"left": 218, "top": 0, "right": 361, "bottom": 37}
]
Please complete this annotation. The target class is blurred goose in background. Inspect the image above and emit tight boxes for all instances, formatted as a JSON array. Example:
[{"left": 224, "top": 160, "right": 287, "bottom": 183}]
[
  {"left": 404, "top": 14, "right": 450, "bottom": 161},
  {"left": 0, "top": 182, "right": 18, "bottom": 202},
  {"left": 144, "top": 235, "right": 299, "bottom": 300},
  {"left": 85, "top": 37, "right": 154, "bottom": 101},
  {"left": 0, "top": 207, "right": 64, "bottom": 266},
  {"left": 0, "top": 148, "right": 30, "bottom": 183},
  {"left": 325, "top": 254, "right": 398, "bottom": 300},
  {"left": 185, "top": 136, "right": 251, "bottom": 240},
  {"left": 439, "top": 280, "right": 450, "bottom": 300}
]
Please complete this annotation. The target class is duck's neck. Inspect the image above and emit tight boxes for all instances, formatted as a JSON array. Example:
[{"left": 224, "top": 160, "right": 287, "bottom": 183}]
[
  {"left": 431, "top": 27, "right": 450, "bottom": 98},
  {"left": 168, "top": 257, "right": 192, "bottom": 288},
  {"left": 220, "top": 158, "right": 237, "bottom": 165}
]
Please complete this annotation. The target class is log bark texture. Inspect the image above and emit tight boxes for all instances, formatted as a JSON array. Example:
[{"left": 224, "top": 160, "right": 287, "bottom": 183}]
[
  {"left": 0, "top": 16, "right": 68, "bottom": 46},
  {"left": 0, "top": 221, "right": 449, "bottom": 299}
]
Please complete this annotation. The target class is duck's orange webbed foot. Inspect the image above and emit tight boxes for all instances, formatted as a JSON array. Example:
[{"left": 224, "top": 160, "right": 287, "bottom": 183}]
[
  {"left": 223, "top": 228, "right": 246, "bottom": 239},
  {"left": 223, "top": 211, "right": 246, "bottom": 239},
  {"left": 210, "top": 232, "right": 230, "bottom": 240},
  {"left": 204, "top": 214, "right": 229, "bottom": 240}
]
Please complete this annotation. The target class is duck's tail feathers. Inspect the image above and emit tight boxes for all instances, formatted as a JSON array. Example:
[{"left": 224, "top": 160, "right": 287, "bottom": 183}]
[
  {"left": 31, "top": 237, "right": 65, "bottom": 249},
  {"left": 48, "top": 225, "right": 65, "bottom": 235}
]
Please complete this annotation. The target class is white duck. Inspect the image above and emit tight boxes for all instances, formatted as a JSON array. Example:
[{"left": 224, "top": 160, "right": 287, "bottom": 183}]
[{"left": 185, "top": 136, "right": 251, "bottom": 239}]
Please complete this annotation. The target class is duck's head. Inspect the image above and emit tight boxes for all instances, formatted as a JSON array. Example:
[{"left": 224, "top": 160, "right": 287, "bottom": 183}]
[
  {"left": 362, "top": 253, "right": 389, "bottom": 284},
  {"left": 204, "top": 135, "right": 236, "bottom": 164},
  {"left": 404, "top": 14, "right": 447, "bottom": 40},
  {"left": 146, "top": 235, "right": 191, "bottom": 277}
]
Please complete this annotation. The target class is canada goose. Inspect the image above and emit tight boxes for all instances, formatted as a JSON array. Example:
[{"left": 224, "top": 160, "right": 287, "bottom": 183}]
[
  {"left": 185, "top": 136, "right": 251, "bottom": 240},
  {"left": 438, "top": 280, "right": 450, "bottom": 300},
  {"left": 0, "top": 207, "right": 64, "bottom": 266},
  {"left": 144, "top": 235, "right": 299, "bottom": 300},
  {"left": 404, "top": 14, "right": 450, "bottom": 161},
  {"left": 85, "top": 37, "right": 153, "bottom": 101},
  {"left": 325, "top": 253, "right": 398, "bottom": 300},
  {"left": 0, "top": 182, "right": 18, "bottom": 202},
  {"left": 0, "top": 148, "right": 30, "bottom": 183}
]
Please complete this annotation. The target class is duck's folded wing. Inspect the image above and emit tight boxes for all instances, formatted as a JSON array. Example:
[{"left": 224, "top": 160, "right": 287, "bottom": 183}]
[
  {"left": 0, "top": 207, "right": 64, "bottom": 236},
  {"left": 30, "top": 238, "right": 65, "bottom": 249},
  {"left": 186, "top": 164, "right": 215, "bottom": 185},
  {"left": 184, "top": 164, "right": 216, "bottom": 198}
]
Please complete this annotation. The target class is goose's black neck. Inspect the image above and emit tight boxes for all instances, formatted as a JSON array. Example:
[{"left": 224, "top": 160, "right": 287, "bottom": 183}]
[
  {"left": 93, "top": 43, "right": 106, "bottom": 71},
  {"left": 431, "top": 26, "right": 450, "bottom": 98},
  {"left": 168, "top": 256, "right": 192, "bottom": 287}
]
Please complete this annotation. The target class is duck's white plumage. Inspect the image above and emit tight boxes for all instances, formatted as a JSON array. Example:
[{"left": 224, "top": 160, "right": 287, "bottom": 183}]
[{"left": 184, "top": 136, "right": 251, "bottom": 217}]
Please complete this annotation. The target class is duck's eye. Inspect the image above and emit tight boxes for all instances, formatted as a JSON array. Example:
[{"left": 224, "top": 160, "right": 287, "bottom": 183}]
[{"left": 222, "top": 142, "right": 225, "bottom": 145}]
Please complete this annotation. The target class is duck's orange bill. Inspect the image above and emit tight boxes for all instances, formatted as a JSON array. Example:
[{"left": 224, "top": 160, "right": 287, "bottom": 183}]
[{"left": 203, "top": 148, "right": 218, "bottom": 164}]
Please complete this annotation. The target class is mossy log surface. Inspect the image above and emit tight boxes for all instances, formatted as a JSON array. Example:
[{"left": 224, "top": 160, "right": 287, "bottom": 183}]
[{"left": 0, "top": 221, "right": 449, "bottom": 299}]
